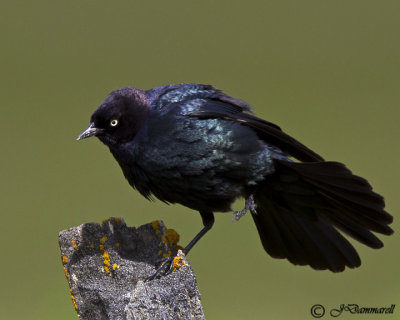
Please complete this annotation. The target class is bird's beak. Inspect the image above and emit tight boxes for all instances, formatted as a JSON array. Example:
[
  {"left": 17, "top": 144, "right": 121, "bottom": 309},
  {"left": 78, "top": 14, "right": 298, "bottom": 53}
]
[{"left": 76, "top": 123, "right": 101, "bottom": 141}]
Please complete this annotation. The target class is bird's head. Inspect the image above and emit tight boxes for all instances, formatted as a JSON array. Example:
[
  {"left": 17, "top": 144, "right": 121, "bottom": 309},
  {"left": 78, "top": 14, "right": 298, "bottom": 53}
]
[{"left": 77, "top": 87, "right": 150, "bottom": 145}]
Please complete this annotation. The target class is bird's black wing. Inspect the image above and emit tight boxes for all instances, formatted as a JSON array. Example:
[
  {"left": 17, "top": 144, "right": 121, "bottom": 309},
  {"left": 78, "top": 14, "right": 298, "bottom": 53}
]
[
  {"left": 181, "top": 97, "right": 324, "bottom": 162},
  {"left": 150, "top": 84, "right": 322, "bottom": 161}
]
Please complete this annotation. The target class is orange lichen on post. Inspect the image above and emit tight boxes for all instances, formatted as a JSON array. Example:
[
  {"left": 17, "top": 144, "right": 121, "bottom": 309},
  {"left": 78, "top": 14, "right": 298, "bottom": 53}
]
[
  {"left": 172, "top": 256, "right": 186, "bottom": 271},
  {"left": 152, "top": 222, "right": 182, "bottom": 259},
  {"left": 69, "top": 289, "right": 78, "bottom": 311},
  {"left": 112, "top": 263, "right": 120, "bottom": 271},
  {"left": 100, "top": 236, "right": 108, "bottom": 244},
  {"left": 165, "top": 228, "right": 180, "bottom": 246},
  {"left": 152, "top": 220, "right": 161, "bottom": 234},
  {"left": 61, "top": 255, "right": 68, "bottom": 264},
  {"left": 69, "top": 288, "right": 78, "bottom": 311},
  {"left": 72, "top": 240, "right": 78, "bottom": 249},
  {"left": 158, "top": 226, "right": 181, "bottom": 258},
  {"left": 102, "top": 250, "right": 111, "bottom": 274},
  {"left": 63, "top": 267, "right": 69, "bottom": 279},
  {"left": 115, "top": 242, "right": 120, "bottom": 248},
  {"left": 103, "top": 251, "right": 110, "bottom": 266},
  {"left": 96, "top": 235, "right": 112, "bottom": 274},
  {"left": 114, "top": 217, "right": 121, "bottom": 223}
]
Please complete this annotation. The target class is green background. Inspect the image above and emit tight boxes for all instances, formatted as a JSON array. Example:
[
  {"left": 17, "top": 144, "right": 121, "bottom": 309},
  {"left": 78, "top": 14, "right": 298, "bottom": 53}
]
[{"left": 1, "top": 1, "right": 399, "bottom": 319}]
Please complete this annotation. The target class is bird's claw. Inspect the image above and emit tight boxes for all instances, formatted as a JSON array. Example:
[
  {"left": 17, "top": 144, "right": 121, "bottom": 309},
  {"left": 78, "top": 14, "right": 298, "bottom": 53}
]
[
  {"left": 232, "top": 208, "right": 248, "bottom": 221},
  {"left": 145, "top": 254, "right": 186, "bottom": 281},
  {"left": 146, "top": 256, "right": 175, "bottom": 281},
  {"left": 232, "top": 194, "right": 257, "bottom": 221}
]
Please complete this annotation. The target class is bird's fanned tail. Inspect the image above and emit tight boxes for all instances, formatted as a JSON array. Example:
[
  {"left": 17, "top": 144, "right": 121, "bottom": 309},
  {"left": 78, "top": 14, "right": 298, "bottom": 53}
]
[{"left": 252, "top": 159, "right": 393, "bottom": 272}]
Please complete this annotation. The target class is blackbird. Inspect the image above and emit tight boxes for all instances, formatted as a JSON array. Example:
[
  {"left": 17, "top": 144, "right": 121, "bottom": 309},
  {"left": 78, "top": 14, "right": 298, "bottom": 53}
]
[{"left": 77, "top": 83, "right": 393, "bottom": 277}]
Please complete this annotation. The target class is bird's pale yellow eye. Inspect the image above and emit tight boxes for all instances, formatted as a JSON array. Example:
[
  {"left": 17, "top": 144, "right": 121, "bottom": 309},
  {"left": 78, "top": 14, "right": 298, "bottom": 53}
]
[{"left": 110, "top": 119, "right": 118, "bottom": 127}]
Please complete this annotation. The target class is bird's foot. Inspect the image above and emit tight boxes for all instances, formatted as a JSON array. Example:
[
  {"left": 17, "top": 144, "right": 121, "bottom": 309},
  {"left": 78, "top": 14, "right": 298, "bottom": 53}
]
[
  {"left": 145, "top": 253, "right": 186, "bottom": 281},
  {"left": 145, "top": 256, "right": 174, "bottom": 281},
  {"left": 232, "top": 194, "right": 257, "bottom": 221}
]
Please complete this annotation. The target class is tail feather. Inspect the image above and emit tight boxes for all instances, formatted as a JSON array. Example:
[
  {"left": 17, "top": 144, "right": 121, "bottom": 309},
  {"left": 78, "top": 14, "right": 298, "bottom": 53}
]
[
  {"left": 310, "top": 179, "right": 389, "bottom": 220},
  {"left": 252, "top": 159, "right": 393, "bottom": 272},
  {"left": 292, "top": 213, "right": 361, "bottom": 270},
  {"left": 322, "top": 207, "right": 383, "bottom": 248},
  {"left": 283, "top": 162, "right": 389, "bottom": 216},
  {"left": 322, "top": 194, "right": 393, "bottom": 235}
]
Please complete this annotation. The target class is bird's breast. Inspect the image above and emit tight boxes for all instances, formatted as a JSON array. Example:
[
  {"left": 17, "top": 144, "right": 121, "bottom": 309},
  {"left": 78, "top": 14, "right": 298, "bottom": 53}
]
[{"left": 111, "top": 116, "right": 276, "bottom": 212}]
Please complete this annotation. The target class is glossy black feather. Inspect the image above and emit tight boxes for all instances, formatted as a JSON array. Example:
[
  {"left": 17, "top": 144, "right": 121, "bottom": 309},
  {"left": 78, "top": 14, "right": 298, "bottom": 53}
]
[{"left": 187, "top": 108, "right": 324, "bottom": 162}]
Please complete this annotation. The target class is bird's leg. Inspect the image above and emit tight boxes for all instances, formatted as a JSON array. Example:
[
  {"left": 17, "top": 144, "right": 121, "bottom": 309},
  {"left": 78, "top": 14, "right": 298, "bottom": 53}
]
[
  {"left": 146, "top": 211, "right": 215, "bottom": 281},
  {"left": 182, "top": 211, "right": 215, "bottom": 255},
  {"left": 232, "top": 194, "right": 257, "bottom": 221}
]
